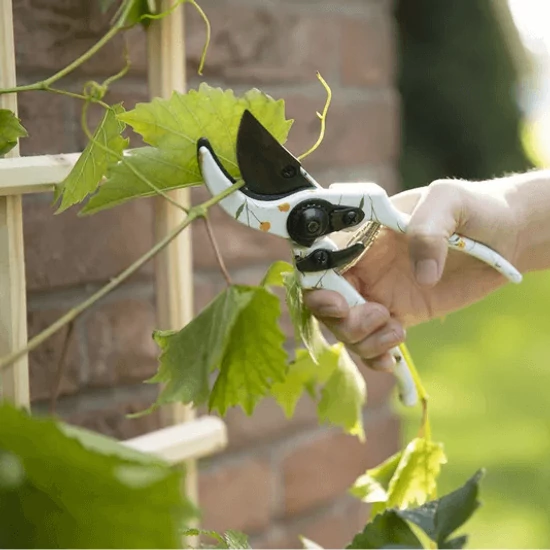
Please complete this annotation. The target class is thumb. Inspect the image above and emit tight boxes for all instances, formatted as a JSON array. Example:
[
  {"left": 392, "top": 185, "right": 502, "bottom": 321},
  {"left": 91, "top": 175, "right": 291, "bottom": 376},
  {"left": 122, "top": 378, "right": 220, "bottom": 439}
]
[{"left": 405, "top": 181, "right": 463, "bottom": 287}]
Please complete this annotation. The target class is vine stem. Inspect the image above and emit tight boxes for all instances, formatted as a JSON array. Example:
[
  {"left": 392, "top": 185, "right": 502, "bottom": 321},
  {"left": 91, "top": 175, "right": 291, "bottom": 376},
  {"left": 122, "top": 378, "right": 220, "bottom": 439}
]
[
  {"left": 0, "top": 181, "right": 244, "bottom": 371},
  {"left": 399, "top": 343, "right": 432, "bottom": 440},
  {"left": 0, "top": 0, "right": 135, "bottom": 96},
  {"left": 203, "top": 216, "right": 232, "bottom": 285}
]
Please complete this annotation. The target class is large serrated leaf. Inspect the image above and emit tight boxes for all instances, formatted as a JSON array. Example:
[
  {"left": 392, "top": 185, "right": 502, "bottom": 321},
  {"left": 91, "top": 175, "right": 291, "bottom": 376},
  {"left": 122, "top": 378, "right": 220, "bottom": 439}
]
[
  {"left": 0, "top": 108, "right": 28, "bottom": 156},
  {"left": 386, "top": 437, "right": 447, "bottom": 509},
  {"left": 82, "top": 84, "right": 293, "bottom": 215},
  {"left": 145, "top": 285, "right": 287, "bottom": 417},
  {"left": 396, "top": 470, "right": 484, "bottom": 548},
  {"left": 346, "top": 510, "right": 423, "bottom": 549},
  {"left": 209, "top": 287, "right": 287, "bottom": 415},
  {"left": 0, "top": 402, "right": 192, "bottom": 548},
  {"left": 56, "top": 104, "right": 128, "bottom": 213}
]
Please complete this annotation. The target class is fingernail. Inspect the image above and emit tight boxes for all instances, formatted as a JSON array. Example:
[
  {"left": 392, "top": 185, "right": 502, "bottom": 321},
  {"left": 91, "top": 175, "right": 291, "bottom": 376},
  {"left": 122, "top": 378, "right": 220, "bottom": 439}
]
[
  {"left": 379, "top": 329, "right": 405, "bottom": 347},
  {"left": 371, "top": 355, "right": 396, "bottom": 371},
  {"left": 415, "top": 259, "right": 439, "bottom": 286}
]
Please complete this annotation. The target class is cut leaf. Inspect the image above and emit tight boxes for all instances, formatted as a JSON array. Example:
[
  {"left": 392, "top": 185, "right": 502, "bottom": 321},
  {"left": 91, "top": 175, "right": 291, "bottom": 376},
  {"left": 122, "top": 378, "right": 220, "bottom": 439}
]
[
  {"left": 261, "top": 260, "right": 294, "bottom": 288},
  {"left": 146, "top": 284, "right": 287, "bottom": 417},
  {"left": 386, "top": 437, "right": 447, "bottom": 509},
  {"left": 0, "top": 402, "right": 193, "bottom": 549},
  {"left": 272, "top": 341, "right": 366, "bottom": 438},
  {"left": 84, "top": 83, "right": 292, "bottom": 215},
  {"left": 349, "top": 450, "right": 403, "bottom": 511},
  {"left": 56, "top": 104, "right": 128, "bottom": 213},
  {"left": 317, "top": 343, "right": 366, "bottom": 441},
  {"left": 283, "top": 268, "right": 325, "bottom": 362},
  {"left": 0, "top": 108, "right": 28, "bottom": 156},
  {"left": 346, "top": 510, "right": 423, "bottom": 549}
]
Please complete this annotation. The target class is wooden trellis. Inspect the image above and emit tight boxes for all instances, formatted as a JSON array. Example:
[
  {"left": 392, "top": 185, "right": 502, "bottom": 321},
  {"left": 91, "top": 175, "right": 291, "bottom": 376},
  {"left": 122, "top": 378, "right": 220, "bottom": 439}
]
[{"left": 0, "top": 0, "right": 227, "bottom": 512}]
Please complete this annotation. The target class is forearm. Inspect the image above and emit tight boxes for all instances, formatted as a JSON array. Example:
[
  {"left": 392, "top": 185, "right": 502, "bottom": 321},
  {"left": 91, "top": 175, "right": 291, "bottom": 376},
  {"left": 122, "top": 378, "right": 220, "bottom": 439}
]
[{"left": 503, "top": 170, "right": 550, "bottom": 273}]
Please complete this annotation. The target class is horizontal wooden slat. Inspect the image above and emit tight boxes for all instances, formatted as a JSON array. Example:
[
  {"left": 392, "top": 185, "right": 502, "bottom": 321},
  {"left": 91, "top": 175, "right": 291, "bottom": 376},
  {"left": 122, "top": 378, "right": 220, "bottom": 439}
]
[
  {"left": 0, "top": 153, "right": 80, "bottom": 195},
  {"left": 122, "top": 415, "right": 227, "bottom": 465}
]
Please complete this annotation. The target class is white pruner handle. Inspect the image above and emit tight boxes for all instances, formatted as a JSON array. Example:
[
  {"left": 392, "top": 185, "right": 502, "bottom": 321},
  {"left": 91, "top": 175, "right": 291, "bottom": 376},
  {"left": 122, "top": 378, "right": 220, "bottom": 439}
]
[{"left": 300, "top": 269, "right": 418, "bottom": 407}]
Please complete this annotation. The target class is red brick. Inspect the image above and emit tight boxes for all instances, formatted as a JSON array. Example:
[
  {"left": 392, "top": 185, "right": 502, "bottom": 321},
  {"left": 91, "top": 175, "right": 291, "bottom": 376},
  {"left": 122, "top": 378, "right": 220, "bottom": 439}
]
[
  {"left": 222, "top": 397, "right": 318, "bottom": 451},
  {"left": 28, "top": 308, "right": 82, "bottom": 402},
  {"left": 191, "top": 187, "right": 292, "bottom": 270},
  {"left": 17, "top": 92, "right": 77, "bottom": 156},
  {"left": 282, "top": 414, "right": 400, "bottom": 516},
  {"left": 340, "top": 15, "right": 395, "bottom": 87},
  {"left": 185, "top": 3, "right": 338, "bottom": 84},
  {"left": 199, "top": 458, "right": 272, "bottom": 533},
  {"left": 13, "top": 0, "right": 147, "bottom": 77},
  {"left": 23, "top": 194, "right": 155, "bottom": 291},
  {"left": 284, "top": 95, "right": 400, "bottom": 171},
  {"left": 84, "top": 298, "right": 159, "bottom": 388},
  {"left": 293, "top": 499, "right": 370, "bottom": 549},
  {"left": 64, "top": 398, "right": 163, "bottom": 440}
]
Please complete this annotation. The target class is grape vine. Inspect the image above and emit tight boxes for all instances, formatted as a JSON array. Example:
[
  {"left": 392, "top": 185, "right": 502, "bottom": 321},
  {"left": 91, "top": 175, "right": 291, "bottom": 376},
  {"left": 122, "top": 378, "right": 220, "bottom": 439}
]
[{"left": 0, "top": 0, "right": 486, "bottom": 548}]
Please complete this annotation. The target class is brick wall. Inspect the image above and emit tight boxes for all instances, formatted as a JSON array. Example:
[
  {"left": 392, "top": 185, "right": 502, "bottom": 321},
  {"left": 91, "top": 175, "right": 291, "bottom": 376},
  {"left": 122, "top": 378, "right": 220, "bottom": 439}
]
[{"left": 13, "top": 0, "right": 402, "bottom": 547}]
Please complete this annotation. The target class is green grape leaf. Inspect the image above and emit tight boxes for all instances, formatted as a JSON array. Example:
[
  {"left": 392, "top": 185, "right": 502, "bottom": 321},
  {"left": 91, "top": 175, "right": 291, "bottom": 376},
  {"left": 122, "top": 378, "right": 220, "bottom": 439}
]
[
  {"left": 145, "top": 285, "right": 287, "bottom": 417},
  {"left": 0, "top": 108, "right": 28, "bottom": 156},
  {"left": 56, "top": 104, "right": 128, "bottom": 213},
  {"left": 271, "top": 348, "right": 330, "bottom": 418},
  {"left": 80, "top": 146, "right": 197, "bottom": 216},
  {"left": 346, "top": 510, "right": 423, "bottom": 549},
  {"left": 272, "top": 341, "right": 365, "bottom": 438},
  {"left": 349, "top": 450, "right": 403, "bottom": 511},
  {"left": 317, "top": 343, "right": 366, "bottom": 441},
  {"left": 396, "top": 470, "right": 484, "bottom": 548},
  {"left": 208, "top": 287, "right": 287, "bottom": 415},
  {"left": 0, "top": 402, "right": 193, "bottom": 549},
  {"left": 386, "top": 437, "right": 447, "bottom": 509},
  {"left": 83, "top": 83, "right": 293, "bottom": 215}
]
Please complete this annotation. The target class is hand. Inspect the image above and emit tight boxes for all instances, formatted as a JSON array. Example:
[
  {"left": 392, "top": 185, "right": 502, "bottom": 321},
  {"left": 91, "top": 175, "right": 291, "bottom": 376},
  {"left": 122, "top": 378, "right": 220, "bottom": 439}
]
[{"left": 304, "top": 178, "right": 522, "bottom": 371}]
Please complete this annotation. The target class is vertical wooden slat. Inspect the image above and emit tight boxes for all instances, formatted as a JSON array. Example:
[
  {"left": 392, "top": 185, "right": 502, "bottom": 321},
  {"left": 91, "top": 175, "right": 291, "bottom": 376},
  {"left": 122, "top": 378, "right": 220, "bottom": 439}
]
[
  {"left": 0, "top": 0, "right": 30, "bottom": 407},
  {"left": 146, "top": 0, "right": 197, "bottom": 505}
]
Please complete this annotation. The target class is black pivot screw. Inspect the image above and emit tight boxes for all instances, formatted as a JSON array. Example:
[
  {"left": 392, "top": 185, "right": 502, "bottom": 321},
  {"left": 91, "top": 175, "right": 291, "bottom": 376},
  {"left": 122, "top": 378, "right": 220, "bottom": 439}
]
[
  {"left": 281, "top": 165, "right": 297, "bottom": 179},
  {"left": 313, "top": 250, "right": 330, "bottom": 268},
  {"left": 343, "top": 211, "right": 358, "bottom": 226},
  {"left": 307, "top": 220, "right": 321, "bottom": 234}
]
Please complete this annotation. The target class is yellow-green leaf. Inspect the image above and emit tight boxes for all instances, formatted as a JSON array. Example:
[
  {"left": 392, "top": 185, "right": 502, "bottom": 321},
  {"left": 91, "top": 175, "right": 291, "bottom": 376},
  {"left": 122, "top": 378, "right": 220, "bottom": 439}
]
[
  {"left": 0, "top": 109, "right": 28, "bottom": 156},
  {"left": 56, "top": 104, "right": 128, "bottom": 213},
  {"left": 350, "top": 450, "right": 403, "bottom": 504},
  {"left": 386, "top": 437, "right": 447, "bottom": 509},
  {"left": 317, "top": 343, "right": 366, "bottom": 441},
  {"left": 82, "top": 83, "right": 293, "bottom": 215}
]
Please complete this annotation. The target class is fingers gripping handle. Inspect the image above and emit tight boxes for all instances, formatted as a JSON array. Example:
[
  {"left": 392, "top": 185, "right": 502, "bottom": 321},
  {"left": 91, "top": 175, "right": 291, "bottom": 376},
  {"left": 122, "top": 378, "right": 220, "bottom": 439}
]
[{"left": 300, "top": 270, "right": 418, "bottom": 407}]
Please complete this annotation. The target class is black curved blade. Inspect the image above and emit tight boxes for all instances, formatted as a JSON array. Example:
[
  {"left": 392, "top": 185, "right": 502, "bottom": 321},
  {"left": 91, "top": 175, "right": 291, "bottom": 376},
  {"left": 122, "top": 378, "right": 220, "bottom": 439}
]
[{"left": 236, "top": 109, "right": 316, "bottom": 199}]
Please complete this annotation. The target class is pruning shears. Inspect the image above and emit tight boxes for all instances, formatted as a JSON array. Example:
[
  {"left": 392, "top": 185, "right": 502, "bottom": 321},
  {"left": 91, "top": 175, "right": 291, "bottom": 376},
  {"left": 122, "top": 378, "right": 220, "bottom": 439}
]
[{"left": 196, "top": 110, "right": 522, "bottom": 407}]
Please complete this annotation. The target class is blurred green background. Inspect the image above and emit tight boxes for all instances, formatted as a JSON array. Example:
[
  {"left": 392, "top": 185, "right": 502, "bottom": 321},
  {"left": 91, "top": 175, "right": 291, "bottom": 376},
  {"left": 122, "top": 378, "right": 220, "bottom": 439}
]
[{"left": 395, "top": 0, "right": 550, "bottom": 547}]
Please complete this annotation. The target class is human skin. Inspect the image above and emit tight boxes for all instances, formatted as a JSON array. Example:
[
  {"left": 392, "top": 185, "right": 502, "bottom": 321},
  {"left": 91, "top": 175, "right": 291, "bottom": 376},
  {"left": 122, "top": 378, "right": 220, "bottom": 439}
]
[{"left": 304, "top": 171, "right": 550, "bottom": 371}]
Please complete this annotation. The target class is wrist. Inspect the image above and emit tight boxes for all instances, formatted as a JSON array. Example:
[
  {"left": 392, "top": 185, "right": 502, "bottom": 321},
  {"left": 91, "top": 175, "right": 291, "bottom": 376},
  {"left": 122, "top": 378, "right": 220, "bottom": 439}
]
[{"left": 501, "top": 170, "right": 550, "bottom": 273}]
